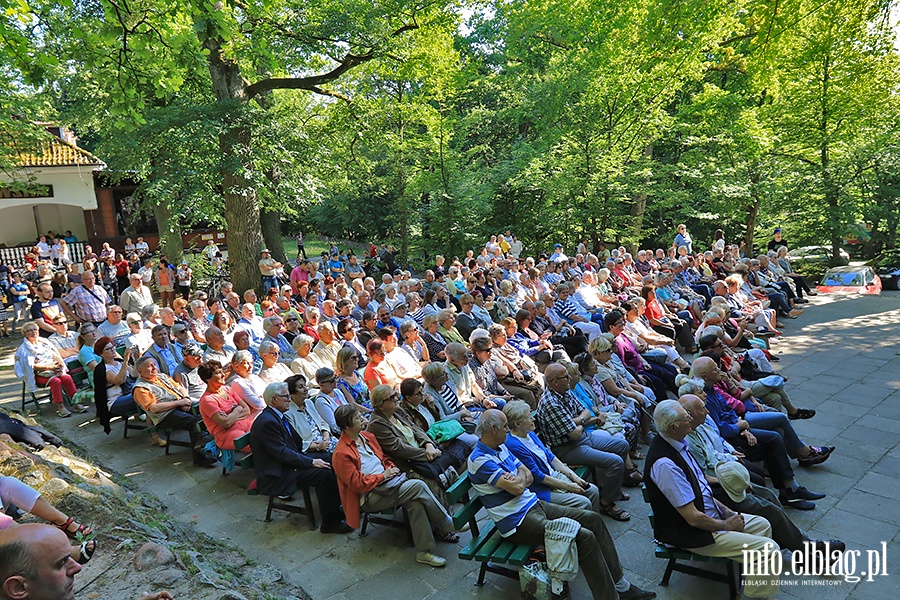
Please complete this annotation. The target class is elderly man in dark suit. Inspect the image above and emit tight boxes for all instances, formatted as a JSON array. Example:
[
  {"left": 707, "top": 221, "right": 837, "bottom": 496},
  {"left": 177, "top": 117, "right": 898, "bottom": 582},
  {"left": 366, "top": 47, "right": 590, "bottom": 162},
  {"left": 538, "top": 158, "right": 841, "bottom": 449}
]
[{"left": 250, "top": 382, "right": 352, "bottom": 534}]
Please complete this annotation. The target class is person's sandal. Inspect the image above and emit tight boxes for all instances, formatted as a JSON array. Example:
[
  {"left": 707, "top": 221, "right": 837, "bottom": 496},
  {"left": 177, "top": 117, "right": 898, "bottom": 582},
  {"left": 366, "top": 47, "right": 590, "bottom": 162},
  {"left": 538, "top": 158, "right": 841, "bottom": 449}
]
[
  {"left": 623, "top": 467, "right": 643, "bottom": 487},
  {"left": 440, "top": 531, "right": 460, "bottom": 543},
  {"left": 72, "top": 539, "right": 97, "bottom": 565},
  {"left": 630, "top": 450, "right": 645, "bottom": 460},
  {"left": 57, "top": 407, "right": 72, "bottom": 418},
  {"left": 150, "top": 433, "right": 168, "bottom": 447},
  {"left": 599, "top": 503, "right": 631, "bottom": 522},
  {"left": 55, "top": 517, "right": 93, "bottom": 540}
]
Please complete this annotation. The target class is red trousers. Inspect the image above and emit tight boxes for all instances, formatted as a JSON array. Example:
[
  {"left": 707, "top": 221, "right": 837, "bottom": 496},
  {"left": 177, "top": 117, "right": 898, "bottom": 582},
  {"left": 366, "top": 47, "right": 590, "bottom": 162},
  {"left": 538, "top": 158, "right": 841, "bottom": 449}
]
[{"left": 34, "top": 374, "right": 76, "bottom": 405}]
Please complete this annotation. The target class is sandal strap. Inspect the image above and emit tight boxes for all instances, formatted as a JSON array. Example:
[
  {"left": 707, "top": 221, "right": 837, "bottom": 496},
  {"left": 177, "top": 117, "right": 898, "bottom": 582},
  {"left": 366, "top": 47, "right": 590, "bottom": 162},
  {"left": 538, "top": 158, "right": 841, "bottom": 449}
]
[{"left": 55, "top": 517, "right": 75, "bottom": 534}]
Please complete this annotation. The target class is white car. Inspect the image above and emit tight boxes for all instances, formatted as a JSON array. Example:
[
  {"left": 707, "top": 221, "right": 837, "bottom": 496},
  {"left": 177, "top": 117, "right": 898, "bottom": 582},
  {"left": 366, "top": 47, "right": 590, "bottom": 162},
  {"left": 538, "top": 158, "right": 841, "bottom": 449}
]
[{"left": 788, "top": 245, "right": 850, "bottom": 265}]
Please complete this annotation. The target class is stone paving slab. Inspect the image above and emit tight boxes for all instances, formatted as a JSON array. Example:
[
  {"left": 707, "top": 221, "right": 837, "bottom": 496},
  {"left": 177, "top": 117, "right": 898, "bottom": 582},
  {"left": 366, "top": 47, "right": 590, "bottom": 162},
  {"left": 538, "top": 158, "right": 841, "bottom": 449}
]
[{"left": 1, "top": 291, "right": 899, "bottom": 599}]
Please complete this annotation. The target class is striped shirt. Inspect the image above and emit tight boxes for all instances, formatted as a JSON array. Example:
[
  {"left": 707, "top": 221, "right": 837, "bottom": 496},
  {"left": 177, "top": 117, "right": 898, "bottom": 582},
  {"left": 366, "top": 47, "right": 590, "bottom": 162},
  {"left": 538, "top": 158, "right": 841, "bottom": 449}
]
[{"left": 468, "top": 441, "right": 538, "bottom": 537}]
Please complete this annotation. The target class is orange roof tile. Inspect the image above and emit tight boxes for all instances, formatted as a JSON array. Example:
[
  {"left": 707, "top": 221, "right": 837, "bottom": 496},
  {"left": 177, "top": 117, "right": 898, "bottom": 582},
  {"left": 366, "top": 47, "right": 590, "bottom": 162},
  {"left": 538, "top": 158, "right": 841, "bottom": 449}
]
[{"left": 15, "top": 137, "right": 104, "bottom": 168}]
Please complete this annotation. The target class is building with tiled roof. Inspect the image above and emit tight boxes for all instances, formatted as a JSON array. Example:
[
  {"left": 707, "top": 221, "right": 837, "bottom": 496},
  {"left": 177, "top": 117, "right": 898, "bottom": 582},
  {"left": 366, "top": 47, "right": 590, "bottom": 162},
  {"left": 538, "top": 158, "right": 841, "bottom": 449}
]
[
  {"left": 0, "top": 125, "right": 105, "bottom": 247},
  {"left": 14, "top": 136, "right": 105, "bottom": 168}
]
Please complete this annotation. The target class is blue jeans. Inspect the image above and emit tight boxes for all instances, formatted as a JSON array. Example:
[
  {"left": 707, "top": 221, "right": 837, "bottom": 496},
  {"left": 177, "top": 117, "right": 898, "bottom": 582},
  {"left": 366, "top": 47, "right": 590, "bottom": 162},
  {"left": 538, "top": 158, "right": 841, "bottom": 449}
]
[
  {"left": 261, "top": 275, "right": 278, "bottom": 292},
  {"left": 109, "top": 394, "right": 136, "bottom": 416},
  {"left": 745, "top": 411, "right": 805, "bottom": 457},
  {"left": 552, "top": 434, "right": 624, "bottom": 505}
]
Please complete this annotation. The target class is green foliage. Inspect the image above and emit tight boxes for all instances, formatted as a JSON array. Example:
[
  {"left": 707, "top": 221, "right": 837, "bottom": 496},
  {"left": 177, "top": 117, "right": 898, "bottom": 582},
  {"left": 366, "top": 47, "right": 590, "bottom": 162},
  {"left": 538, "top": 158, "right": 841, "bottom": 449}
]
[{"left": 2, "top": 0, "right": 899, "bottom": 264}]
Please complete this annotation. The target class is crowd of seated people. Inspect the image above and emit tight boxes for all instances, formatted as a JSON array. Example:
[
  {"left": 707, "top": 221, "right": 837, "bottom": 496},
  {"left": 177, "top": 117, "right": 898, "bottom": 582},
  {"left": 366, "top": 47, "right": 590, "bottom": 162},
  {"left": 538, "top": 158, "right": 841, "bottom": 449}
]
[{"left": 5, "top": 227, "right": 843, "bottom": 595}]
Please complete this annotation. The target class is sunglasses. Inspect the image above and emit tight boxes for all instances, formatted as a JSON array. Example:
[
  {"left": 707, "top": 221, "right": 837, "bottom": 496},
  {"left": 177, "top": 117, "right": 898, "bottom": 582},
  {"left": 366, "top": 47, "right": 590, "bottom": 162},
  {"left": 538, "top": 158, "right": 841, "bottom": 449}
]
[{"left": 285, "top": 318, "right": 299, "bottom": 323}]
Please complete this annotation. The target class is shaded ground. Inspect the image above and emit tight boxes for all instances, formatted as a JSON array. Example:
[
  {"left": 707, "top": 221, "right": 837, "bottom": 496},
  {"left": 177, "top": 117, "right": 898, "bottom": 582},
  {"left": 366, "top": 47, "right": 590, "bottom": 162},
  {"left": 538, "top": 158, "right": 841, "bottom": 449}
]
[{"left": 1, "top": 291, "right": 899, "bottom": 599}]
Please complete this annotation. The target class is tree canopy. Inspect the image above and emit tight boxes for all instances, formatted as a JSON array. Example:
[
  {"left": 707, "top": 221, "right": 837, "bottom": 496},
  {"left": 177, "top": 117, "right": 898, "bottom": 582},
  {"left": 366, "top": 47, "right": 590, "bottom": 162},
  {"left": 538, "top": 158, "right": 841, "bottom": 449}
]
[{"left": 3, "top": 0, "right": 898, "bottom": 277}]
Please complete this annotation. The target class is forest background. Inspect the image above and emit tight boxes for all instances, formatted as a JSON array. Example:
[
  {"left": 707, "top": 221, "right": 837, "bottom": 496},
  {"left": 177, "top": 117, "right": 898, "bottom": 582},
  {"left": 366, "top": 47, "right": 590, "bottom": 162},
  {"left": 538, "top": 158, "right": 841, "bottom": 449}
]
[{"left": 2, "top": 0, "right": 900, "bottom": 293}]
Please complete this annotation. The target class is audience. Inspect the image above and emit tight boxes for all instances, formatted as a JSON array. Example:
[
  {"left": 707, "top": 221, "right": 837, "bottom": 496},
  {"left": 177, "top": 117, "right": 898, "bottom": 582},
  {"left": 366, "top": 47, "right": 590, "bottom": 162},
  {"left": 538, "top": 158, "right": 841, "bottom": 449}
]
[{"left": 5, "top": 233, "right": 846, "bottom": 596}]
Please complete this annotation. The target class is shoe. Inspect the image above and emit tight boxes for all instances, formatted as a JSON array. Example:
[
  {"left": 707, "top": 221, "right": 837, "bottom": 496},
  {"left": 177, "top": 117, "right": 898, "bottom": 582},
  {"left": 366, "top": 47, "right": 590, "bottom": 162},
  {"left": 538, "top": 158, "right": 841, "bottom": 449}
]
[
  {"left": 798, "top": 446, "right": 834, "bottom": 466},
  {"left": 71, "top": 404, "right": 89, "bottom": 413},
  {"left": 72, "top": 539, "right": 97, "bottom": 565},
  {"left": 320, "top": 520, "right": 353, "bottom": 534},
  {"left": 57, "top": 407, "right": 72, "bottom": 418},
  {"left": 416, "top": 552, "right": 447, "bottom": 567},
  {"left": 789, "top": 408, "right": 816, "bottom": 420},
  {"left": 779, "top": 493, "right": 816, "bottom": 510},
  {"left": 796, "top": 298, "right": 809, "bottom": 304},
  {"left": 808, "top": 290, "right": 818, "bottom": 296},
  {"left": 618, "top": 583, "right": 657, "bottom": 600},
  {"left": 149, "top": 433, "right": 167, "bottom": 447},
  {"left": 278, "top": 494, "right": 296, "bottom": 501},
  {"left": 788, "top": 486, "right": 825, "bottom": 500}
]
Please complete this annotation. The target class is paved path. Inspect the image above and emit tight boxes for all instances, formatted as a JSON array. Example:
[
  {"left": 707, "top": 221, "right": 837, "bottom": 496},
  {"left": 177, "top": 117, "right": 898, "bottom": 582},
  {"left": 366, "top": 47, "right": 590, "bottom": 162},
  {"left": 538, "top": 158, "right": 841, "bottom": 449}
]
[{"left": 2, "top": 291, "right": 899, "bottom": 600}]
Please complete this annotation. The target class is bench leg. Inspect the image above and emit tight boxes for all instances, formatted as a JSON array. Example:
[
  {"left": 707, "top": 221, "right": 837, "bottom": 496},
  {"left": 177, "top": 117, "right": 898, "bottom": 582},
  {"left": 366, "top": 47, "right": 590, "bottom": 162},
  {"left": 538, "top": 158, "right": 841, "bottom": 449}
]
[
  {"left": 302, "top": 487, "right": 316, "bottom": 530},
  {"left": 661, "top": 556, "right": 676, "bottom": 587},
  {"left": 360, "top": 513, "right": 370, "bottom": 537},
  {"left": 476, "top": 562, "right": 488, "bottom": 587},
  {"left": 265, "top": 495, "right": 275, "bottom": 522},
  {"left": 727, "top": 560, "right": 739, "bottom": 600}
]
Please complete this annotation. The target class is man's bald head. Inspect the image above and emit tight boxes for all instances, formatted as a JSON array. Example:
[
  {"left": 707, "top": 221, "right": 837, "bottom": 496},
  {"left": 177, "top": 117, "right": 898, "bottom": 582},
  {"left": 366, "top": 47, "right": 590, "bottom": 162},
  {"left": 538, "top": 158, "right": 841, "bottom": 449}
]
[
  {"left": 691, "top": 356, "right": 716, "bottom": 379},
  {"left": 678, "top": 394, "right": 707, "bottom": 429},
  {"left": 0, "top": 523, "right": 81, "bottom": 600}
]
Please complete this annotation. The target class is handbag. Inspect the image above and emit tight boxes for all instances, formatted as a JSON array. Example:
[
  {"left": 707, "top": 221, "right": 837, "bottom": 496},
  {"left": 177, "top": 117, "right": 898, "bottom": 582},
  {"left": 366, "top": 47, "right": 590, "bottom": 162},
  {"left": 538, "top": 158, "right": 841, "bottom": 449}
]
[{"left": 427, "top": 419, "right": 465, "bottom": 443}]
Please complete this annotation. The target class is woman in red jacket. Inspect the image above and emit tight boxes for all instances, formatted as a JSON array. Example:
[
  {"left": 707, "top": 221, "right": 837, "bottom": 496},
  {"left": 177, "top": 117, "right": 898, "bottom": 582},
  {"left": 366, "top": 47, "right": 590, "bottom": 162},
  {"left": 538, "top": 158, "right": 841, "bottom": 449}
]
[{"left": 332, "top": 403, "right": 461, "bottom": 568}]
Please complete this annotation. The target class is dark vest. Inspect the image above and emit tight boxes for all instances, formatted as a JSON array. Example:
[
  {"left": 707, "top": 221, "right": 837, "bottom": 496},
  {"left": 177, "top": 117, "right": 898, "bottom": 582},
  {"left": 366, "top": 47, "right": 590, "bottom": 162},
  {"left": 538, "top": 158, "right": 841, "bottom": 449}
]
[{"left": 643, "top": 436, "right": 716, "bottom": 549}]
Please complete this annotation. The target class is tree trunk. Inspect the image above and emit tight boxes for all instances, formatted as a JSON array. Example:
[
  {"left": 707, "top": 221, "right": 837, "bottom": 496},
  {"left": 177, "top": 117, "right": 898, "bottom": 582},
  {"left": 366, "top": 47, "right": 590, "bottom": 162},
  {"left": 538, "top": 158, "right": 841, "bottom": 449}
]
[
  {"left": 261, "top": 207, "right": 287, "bottom": 264},
  {"left": 820, "top": 54, "right": 841, "bottom": 265},
  {"left": 629, "top": 144, "right": 653, "bottom": 252},
  {"left": 744, "top": 171, "right": 761, "bottom": 254},
  {"left": 153, "top": 197, "right": 183, "bottom": 266},
  {"left": 201, "top": 20, "right": 265, "bottom": 294}
]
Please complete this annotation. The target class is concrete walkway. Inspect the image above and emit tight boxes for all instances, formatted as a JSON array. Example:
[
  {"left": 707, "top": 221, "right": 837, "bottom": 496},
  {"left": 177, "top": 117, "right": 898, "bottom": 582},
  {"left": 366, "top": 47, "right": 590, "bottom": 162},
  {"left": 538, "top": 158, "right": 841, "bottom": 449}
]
[{"left": 2, "top": 291, "right": 899, "bottom": 600}]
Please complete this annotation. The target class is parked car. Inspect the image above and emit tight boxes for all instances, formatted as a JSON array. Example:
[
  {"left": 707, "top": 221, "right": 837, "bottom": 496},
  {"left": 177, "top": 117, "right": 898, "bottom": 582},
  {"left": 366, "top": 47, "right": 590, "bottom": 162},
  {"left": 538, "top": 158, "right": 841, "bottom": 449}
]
[
  {"left": 866, "top": 249, "right": 900, "bottom": 291},
  {"left": 816, "top": 266, "right": 881, "bottom": 295},
  {"left": 789, "top": 245, "right": 851, "bottom": 265}
]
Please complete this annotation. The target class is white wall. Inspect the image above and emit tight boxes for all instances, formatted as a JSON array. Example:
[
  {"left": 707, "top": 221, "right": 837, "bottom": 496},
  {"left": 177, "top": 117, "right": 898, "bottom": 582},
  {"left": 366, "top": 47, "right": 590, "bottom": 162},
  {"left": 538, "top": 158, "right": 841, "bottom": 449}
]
[
  {"left": 0, "top": 166, "right": 100, "bottom": 211},
  {"left": 0, "top": 206, "right": 38, "bottom": 247}
]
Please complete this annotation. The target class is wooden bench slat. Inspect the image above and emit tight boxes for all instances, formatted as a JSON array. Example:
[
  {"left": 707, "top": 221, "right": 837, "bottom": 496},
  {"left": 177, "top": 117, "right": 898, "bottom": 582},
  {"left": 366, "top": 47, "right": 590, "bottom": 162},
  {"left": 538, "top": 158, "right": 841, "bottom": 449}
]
[
  {"left": 473, "top": 530, "right": 505, "bottom": 562},
  {"left": 490, "top": 540, "right": 518, "bottom": 563},
  {"left": 507, "top": 543, "right": 535, "bottom": 566},
  {"left": 459, "top": 522, "right": 498, "bottom": 560}
]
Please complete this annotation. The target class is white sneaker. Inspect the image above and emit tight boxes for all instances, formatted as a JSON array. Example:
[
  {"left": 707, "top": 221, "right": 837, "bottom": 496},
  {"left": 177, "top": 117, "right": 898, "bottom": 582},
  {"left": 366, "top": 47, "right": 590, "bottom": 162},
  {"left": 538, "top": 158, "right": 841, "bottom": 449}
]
[{"left": 416, "top": 552, "right": 447, "bottom": 567}]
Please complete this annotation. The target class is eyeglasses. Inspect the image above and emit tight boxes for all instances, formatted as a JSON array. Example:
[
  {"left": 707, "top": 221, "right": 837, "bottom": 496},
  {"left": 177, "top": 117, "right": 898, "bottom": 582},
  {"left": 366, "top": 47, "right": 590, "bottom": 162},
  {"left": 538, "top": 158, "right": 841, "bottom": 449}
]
[
  {"left": 53, "top": 321, "right": 67, "bottom": 325},
  {"left": 320, "top": 378, "right": 335, "bottom": 384},
  {"left": 285, "top": 318, "right": 298, "bottom": 323}
]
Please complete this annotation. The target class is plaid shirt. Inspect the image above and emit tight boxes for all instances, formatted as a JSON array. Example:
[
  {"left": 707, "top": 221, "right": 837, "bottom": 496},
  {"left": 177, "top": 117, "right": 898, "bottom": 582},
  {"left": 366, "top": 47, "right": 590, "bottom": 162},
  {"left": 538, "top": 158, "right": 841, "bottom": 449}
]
[
  {"left": 535, "top": 387, "right": 582, "bottom": 448},
  {"left": 62, "top": 284, "right": 109, "bottom": 323}
]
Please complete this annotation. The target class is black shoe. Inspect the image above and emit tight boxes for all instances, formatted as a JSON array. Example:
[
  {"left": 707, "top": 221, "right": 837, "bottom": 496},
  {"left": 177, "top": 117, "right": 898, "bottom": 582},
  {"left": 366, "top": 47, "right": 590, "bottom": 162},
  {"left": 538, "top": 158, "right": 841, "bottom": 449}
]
[
  {"left": 618, "top": 584, "right": 657, "bottom": 600},
  {"left": 321, "top": 520, "right": 353, "bottom": 534},
  {"left": 786, "top": 486, "right": 825, "bottom": 501},
  {"left": 789, "top": 408, "right": 816, "bottom": 420},
  {"left": 779, "top": 493, "right": 816, "bottom": 510},
  {"left": 278, "top": 494, "right": 296, "bottom": 501}
]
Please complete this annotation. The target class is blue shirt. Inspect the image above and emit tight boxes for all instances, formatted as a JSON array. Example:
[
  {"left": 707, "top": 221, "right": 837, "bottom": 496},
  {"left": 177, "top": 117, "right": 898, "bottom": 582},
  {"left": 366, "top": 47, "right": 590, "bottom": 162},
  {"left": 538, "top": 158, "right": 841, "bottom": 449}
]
[
  {"left": 505, "top": 432, "right": 558, "bottom": 501},
  {"left": 153, "top": 344, "right": 179, "bottom": 375},
  {"left": 704, "top": 385, "right": 742, "bottom": 439},
  {"left": 468, "top": 441, "right": 538, "bottom": 537}
]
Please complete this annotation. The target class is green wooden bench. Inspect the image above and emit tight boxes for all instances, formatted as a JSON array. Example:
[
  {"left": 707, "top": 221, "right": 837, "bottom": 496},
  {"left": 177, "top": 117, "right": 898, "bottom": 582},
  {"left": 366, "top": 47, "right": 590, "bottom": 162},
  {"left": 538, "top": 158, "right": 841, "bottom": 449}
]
[
  {"left": 236, "top": 432, "right": 317, "bottom": 529},
  {"left": 641, "top": 485, "right": 740, "bottom": 600},
  {"left": 447, "top": 471, "right": 534, "bottom": 586},
  {"left": 447, "top": 465, "right": 590, "bottom": 587}
]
